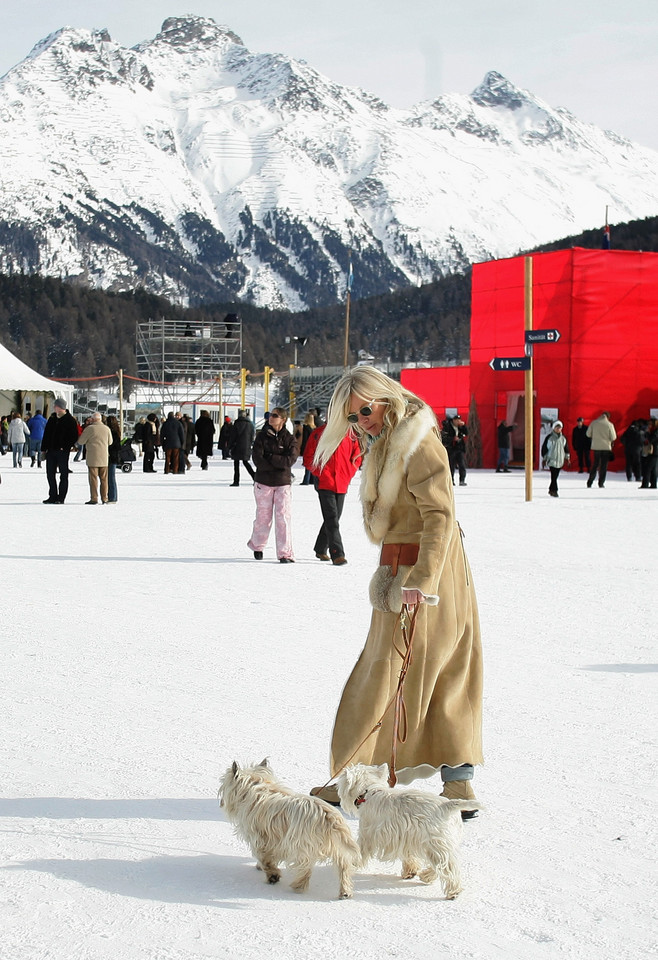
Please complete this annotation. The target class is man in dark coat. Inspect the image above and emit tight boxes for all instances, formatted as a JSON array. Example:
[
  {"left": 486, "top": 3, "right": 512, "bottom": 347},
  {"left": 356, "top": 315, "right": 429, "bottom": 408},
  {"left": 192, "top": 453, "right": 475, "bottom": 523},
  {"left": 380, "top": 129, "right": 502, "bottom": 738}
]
[
  {"left": 41, "top": 398, "right": 79, "bottom": 503},
  {"left": 571, "top": 417, "right": 591, "bottom": 473},
  {"left": 194, "top": 410, "right": 215, "bottom": 470},
  {"left": 142, "top": 414, "right": 158, "bottom": 472},
  {"left": 218, "top": 417, "right": 233, "bottom": 459},
  {"left": 229, "top": 409, "right": 256, "bottom": 486},
  {"left": 621, "top": 420, "right": 643, "bottom": 482},
  {"left": 441, "top": 414, "right": 469, "bottom": 486},
  {"left": 160, "top": 412, "right": 185, "bottom": 475}
]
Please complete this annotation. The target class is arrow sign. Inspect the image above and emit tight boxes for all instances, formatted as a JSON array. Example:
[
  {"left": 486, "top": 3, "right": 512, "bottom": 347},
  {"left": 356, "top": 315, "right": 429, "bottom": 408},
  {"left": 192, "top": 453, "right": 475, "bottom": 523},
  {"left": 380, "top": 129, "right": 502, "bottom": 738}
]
[
  {"left": 525, "top": 328, "right": 561, "bottom": 343},
  {"left": 489, "top": 357, "right": 531, "bottom": 371}
]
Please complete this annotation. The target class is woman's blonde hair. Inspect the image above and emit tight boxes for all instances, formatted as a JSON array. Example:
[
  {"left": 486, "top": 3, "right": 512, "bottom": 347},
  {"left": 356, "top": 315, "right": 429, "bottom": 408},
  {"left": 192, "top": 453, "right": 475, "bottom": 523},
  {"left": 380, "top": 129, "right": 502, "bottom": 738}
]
[
  {"left": 314, "top": 365, "right": 429, "bottom": 469},
  {"left": 303, "top": 411, "right": 316, "bottom": 428}
]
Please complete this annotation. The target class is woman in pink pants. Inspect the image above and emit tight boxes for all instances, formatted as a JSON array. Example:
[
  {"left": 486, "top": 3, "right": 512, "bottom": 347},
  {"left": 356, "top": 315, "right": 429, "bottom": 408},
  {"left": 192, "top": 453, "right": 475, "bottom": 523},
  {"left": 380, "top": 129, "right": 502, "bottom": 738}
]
[{"left": 247, "top": 408, "right": 299, "bottom": 563}]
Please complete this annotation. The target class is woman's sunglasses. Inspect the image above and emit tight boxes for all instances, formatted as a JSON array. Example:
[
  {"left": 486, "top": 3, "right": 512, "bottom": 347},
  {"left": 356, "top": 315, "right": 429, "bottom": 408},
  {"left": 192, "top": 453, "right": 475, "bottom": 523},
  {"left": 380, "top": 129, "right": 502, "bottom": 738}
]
[{"left": 347, "top": 401, "right": 378, "bottom": 424}]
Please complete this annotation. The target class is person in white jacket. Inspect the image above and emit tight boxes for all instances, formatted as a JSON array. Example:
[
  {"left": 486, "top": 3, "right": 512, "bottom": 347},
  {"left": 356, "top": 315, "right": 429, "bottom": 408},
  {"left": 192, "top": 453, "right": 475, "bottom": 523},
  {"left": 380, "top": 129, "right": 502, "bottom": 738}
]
[
  {"left": 7, "top": 412, "right": 30, "bottom": 468},
  {"left": 542, "top": 420, "right": 570, "bottom": 497}
]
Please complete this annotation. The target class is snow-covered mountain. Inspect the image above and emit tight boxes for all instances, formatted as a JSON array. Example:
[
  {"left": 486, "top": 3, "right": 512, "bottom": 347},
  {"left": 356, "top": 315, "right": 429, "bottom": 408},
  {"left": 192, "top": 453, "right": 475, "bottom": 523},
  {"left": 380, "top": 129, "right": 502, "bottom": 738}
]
[{"left": 1, "top": 15, "right": 658, "bottom": 310}]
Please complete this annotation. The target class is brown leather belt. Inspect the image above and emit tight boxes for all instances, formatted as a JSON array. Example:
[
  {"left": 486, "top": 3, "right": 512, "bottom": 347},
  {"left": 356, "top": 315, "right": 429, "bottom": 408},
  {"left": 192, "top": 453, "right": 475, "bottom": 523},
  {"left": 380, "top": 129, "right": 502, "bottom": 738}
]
[{"left": 379, "top": 542, "right": 419, "bottom": 576}]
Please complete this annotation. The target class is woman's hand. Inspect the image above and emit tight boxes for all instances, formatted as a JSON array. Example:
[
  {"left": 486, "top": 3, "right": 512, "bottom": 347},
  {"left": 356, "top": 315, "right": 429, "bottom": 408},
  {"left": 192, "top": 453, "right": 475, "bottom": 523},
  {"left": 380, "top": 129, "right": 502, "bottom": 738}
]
[{"left": 401, "top": 588, "right": 425, "bottom": 606}]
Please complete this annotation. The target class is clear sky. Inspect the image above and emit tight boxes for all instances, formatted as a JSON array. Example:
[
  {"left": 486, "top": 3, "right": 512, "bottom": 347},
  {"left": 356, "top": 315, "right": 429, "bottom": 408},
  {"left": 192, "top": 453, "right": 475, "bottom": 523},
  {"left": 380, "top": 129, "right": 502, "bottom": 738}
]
[{"left": 2, "top": 0, "right": 658, "bottom": 150}]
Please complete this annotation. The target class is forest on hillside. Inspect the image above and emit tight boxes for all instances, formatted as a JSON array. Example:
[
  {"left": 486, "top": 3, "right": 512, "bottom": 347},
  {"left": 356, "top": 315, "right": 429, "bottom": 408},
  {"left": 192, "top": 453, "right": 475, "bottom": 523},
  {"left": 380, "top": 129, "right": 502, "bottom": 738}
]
[{"left": 1, "top": 215, "right": 657, "bottom": 379}]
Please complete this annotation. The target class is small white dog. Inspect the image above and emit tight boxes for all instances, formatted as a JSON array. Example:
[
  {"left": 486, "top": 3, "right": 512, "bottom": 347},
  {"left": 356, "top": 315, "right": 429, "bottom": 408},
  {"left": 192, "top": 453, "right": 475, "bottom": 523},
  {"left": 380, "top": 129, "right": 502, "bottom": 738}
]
[
  {"left": 336, "top": 763, "right": 480, "bottom": 898},
  {"left": 219, "top": 759, "right": 360, "bottom": 899}
]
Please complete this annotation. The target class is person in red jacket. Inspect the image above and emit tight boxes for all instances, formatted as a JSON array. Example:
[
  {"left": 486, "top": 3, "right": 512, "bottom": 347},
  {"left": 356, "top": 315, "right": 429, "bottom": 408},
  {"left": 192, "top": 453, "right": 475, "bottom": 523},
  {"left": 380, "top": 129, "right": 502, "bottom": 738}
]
[{"left": 303, "top": 423, "right": 362, "bottom": 565}]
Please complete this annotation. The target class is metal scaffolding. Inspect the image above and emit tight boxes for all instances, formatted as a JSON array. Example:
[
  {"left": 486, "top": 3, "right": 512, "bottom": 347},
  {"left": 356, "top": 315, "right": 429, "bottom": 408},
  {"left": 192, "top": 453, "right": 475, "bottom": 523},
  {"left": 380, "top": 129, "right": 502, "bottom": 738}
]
[{"left": 135, "top": 314, "right": 242, "bottom": 405}]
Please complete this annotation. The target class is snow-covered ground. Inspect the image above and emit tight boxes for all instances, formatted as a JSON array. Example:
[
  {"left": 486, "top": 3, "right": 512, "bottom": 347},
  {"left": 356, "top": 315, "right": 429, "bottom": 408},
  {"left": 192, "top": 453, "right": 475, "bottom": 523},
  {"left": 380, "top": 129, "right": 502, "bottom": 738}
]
[{"left": 1, "top": 455, "right": 656, "bottom": 960}]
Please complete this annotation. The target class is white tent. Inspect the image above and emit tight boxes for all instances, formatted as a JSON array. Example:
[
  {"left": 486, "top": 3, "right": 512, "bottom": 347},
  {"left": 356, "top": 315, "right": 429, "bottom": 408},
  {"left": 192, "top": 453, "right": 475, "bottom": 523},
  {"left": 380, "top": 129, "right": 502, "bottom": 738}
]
[{"left": 0, "top": 341, "right": 74, "bottom": 415}]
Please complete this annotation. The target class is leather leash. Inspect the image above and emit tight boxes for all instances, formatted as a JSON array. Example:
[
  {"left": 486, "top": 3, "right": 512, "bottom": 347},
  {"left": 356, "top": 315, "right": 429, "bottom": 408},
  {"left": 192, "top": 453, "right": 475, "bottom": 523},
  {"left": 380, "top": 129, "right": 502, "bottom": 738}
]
[{"left": 313, "top": 602, "right": 420, "bottom": 795}]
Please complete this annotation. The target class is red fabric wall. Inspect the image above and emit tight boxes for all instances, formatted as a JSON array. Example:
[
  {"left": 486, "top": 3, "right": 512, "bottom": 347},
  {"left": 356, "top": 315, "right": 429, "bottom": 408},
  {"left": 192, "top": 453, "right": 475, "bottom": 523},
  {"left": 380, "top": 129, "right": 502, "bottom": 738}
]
[
  {"left": 401, "top": 365, "right": 471, "bottom": 420},
  {"left": 470, "top": 248, "right": 658, "bottom": 467}
]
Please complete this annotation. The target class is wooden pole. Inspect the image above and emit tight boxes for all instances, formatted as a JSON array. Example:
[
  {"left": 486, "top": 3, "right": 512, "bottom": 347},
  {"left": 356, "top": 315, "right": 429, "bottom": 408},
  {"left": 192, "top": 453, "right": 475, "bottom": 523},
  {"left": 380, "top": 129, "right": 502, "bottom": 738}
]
[{"left": 524, "top": 257, "right": 534, "bottom": 503}]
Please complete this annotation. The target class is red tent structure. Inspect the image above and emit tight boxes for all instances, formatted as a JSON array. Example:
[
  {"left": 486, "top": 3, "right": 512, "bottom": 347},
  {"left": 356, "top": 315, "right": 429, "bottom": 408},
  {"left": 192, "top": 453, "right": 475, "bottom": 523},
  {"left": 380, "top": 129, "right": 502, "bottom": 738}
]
[{"left": 402, "top": 248, "right": 658, "bottom": 468}]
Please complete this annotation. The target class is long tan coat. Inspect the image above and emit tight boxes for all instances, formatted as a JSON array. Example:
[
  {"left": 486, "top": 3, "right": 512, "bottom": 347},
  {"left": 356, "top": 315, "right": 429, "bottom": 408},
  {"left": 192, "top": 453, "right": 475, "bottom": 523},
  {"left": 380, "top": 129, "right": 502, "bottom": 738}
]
[{"left": 330, "top": 404, "right": 483, "bottom": 784}]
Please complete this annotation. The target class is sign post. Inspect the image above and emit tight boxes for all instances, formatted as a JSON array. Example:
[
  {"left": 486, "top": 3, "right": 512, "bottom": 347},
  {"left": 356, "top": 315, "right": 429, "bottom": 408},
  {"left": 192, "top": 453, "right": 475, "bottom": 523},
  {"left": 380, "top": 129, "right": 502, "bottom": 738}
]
[{"left": 489, "top": 265, "right": 560, "bottom": 502}]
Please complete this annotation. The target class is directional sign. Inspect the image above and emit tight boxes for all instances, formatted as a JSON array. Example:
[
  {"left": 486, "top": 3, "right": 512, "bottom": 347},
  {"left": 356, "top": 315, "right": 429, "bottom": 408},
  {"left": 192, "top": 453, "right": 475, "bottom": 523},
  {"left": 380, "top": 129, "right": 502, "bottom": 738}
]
[
  {"left": 524, "top": 328, "right": 561, "bottom": 344},
  {"left": 489, "top": 357, "right": 531, "bottom": 371}
]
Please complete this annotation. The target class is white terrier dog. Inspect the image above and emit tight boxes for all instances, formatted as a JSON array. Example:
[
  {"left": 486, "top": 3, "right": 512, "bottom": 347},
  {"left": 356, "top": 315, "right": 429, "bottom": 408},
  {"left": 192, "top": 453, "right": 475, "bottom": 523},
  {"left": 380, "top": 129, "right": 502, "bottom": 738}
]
[
  {"left": 219, "top": 759, "right": 360, "bottom": 899},
  {"left": 336, "top": 763, "right": 480, "bottom": 899}
]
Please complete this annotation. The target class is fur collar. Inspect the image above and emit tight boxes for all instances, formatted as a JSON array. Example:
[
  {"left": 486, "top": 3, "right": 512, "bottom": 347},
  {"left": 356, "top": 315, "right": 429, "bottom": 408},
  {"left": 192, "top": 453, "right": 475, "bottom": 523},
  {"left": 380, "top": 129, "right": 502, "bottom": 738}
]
[{"left": 360, "top": 404, "right": 437, "bottom": 545}]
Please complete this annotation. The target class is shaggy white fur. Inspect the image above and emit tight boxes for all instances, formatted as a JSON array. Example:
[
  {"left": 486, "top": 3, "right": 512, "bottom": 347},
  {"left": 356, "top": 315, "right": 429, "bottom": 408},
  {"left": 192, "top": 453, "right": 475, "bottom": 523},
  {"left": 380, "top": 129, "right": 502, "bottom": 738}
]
[
  {"left": 219, "top": 759, "right": 361, "bottom": 900},
  {"left": 337, "top": 763, "right": 480, "bottom": 899},
  {"left": 360, "top": 404, "right": 437, "bottom": 545}
]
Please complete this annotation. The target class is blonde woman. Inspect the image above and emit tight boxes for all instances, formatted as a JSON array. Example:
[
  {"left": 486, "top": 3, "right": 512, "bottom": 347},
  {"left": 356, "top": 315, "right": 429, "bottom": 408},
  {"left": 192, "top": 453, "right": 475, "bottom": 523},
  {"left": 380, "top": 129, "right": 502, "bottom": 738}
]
[{"left": 311, "top": 367, "right": 483, "bottom": 811}]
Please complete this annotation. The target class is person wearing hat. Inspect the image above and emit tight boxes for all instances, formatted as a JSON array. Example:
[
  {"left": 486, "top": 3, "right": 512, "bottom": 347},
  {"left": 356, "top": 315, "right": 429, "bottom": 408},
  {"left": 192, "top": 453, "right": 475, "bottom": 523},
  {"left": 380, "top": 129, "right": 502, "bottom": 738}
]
[
  {"left": 441, "top": 414, "right": 468, "bottom": 486},
  {"left": 41, "top": 399, "right": 80, "bottom": 503},
  {"left": 541, "top": 420, "right": 570, "bottom": 497}
]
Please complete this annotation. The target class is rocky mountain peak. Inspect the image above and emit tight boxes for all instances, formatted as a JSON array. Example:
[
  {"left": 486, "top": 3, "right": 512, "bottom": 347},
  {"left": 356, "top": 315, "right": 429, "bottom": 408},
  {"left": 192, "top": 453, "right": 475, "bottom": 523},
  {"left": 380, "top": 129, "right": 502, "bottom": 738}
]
[
  {"left": 471, "top": 70, "right": 532, "bottom": 111},
  {"left": 151, "top": 16, "right": 244, "bottom": 51}
]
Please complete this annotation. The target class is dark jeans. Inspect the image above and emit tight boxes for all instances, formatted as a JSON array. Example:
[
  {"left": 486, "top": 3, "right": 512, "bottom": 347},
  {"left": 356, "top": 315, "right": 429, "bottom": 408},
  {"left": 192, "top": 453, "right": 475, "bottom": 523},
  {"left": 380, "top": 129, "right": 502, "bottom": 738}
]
[
  {"left": 548, "top": 466, "right": 561, "bottom": 494},
  {"left": 641, "top": 456, "right": 658, "bottom": 488},
  {"left": 46, "top": 450, "right": 71, "bottom": 502},
  {"left": 107, "top": 462, "right": 118, "bottom": 502},
  {"left": 588, "top": 450, "right": 611, "bottom": 487},
  {"left": 575, "top": 447, "right": 591, "bottom": 472},
  {"left": 625, "top": 449, "right": 642, "bottom": 481},
  {"left": 449, "top": 449, "right": 467, "bottom": 483},
  {"left": 314, "top": 489, "right": 346, "bottom": 559},
  {"left": 233, "top": 459, "right": 255, "bottom": 484},
  {"left": 143, "top": 448, "right": 155, "bottom": 472}
]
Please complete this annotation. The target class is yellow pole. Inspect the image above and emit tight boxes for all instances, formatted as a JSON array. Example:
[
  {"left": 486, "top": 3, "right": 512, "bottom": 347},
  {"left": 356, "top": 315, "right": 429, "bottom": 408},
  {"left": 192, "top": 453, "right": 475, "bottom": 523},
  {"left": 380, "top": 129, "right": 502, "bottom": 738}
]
[
  {"left": 264, "top": 366, "right": 271, "bottom": 412},
  {"left": 240, "top": 368, "right": 247, "bottom": 409},
  {"left": 524, "top": 257, "right": 534, "bottom": 503}
]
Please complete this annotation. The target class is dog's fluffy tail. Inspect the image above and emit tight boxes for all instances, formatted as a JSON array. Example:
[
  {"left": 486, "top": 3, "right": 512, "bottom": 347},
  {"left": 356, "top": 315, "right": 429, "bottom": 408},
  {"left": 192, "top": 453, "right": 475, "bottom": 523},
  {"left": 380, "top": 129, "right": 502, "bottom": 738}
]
[{"left": 332, "top": 814, "right": 362, "bottom": 868}]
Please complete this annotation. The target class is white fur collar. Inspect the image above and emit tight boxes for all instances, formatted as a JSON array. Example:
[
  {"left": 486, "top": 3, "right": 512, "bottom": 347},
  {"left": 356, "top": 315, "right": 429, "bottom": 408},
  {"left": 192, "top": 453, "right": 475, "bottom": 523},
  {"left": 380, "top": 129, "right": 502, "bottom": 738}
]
[{"left": 360, "top": 405, "right": 437, "bottom": 544}]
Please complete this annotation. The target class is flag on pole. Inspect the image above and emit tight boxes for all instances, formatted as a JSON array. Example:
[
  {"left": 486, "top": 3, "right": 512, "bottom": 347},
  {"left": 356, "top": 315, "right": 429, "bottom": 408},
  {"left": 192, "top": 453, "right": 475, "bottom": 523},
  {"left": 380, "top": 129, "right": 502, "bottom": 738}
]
[
  {"left": 602, "top": 222, "right": 611, "bottom": 249},
  {"left": 347, "top": 260, "right": 354, "bottom": 292}
]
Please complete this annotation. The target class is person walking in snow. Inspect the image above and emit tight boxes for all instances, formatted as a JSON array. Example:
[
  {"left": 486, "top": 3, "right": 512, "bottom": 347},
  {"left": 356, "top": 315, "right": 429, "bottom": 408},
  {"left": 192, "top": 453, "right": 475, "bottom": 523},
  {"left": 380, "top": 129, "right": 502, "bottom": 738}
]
[
  {"left": 229, "top": 409, "right": 256, "bottom": 486},
  {"left": 160, "top": 412, "right": 185, "bottom": 475},
  {"left": 247, "top": 407, "right": 298, "bottom": 563},
  {"left": 586, "top": 411, "right": 617, "bottom": 488},
  {"left": 571, "top": 417, "right": 591, "bottom": 473},
  {"left": 496, "top": 420, "right": 515, "bottom": 472},
  {"left": 441, "top": 414, "right": 468, "bottom": 486},
  {"left": 194, "top": 410, "right": 215, "bottom": 470},
  {"left": 8, "top": 412, "right": 30, "bottom": 468},
  {"left": 27, "top": 409, "right": 47, "bottom": 467},
  {"left": 303, "top": 423, "right": 362, "bottom": 565},
  {"left": 310, "top": 366, "right": 482, "bottom": 809},
  {"left": 41, "top": 399, "right": 79, "bottom": 504},
  {"left": 541, "top": 420, "right": 570, "bottom": 497}
]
